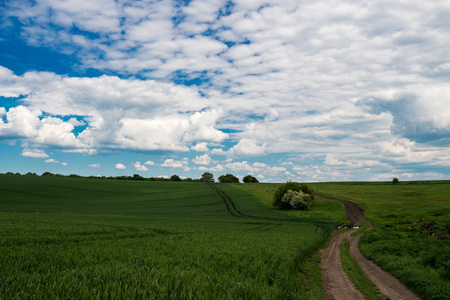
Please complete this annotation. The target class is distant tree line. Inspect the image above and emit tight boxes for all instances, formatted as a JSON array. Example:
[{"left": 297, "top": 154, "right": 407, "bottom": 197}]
[
  {"left": 206, "top": 173, "right": 259, "bottom": 183},
  {"left": 2, "top": 171, "right": 260, "bottom": 184}
]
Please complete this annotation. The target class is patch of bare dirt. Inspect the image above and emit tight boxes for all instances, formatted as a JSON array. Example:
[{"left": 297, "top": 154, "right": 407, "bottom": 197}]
[{"left": 315, "top": 192, "right": 422, "bottom": 300}]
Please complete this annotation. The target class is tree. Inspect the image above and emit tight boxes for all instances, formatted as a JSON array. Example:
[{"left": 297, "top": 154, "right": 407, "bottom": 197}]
[
  {"left": 273, "top": 182, "right": 313, "bottom": 209},
  {"left": 243, "top": 175, "right": 259, "bottom": 183},
  {"left": 218, "top": 174, "right": 240, "bottom": 183},
  {"left": 133, "top": 174, "right": 144, "bottom": 180},
  {"left": 171, "top": 174, "right": 182, "bottom": 181},
  {"left": 392, "top": 177, "right": 399, "bottom": 184},
  {"left": 201, "top": 172, "right": 214, "bottom": 183}
]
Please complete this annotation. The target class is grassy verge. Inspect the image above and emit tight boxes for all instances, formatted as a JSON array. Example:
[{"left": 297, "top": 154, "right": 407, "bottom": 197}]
[{"left": 340, "top": 238, "right": 380, "bottom": 300}]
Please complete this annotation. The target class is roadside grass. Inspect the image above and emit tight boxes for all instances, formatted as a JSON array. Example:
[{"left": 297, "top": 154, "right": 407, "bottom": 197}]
[
  {"left": 340, "top": 238, "right": 381, "bottom": 300},
  {"left": 0, "top": 175, "right": 345, "bottom": 299},
  {"left": 311, "top": 181, "right": 450, "bottom": 300}
]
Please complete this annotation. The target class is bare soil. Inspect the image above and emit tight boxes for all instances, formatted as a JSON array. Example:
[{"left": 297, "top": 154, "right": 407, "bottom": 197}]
[{"left": 315, "top": 193, "right": 422, "bottom": 300}]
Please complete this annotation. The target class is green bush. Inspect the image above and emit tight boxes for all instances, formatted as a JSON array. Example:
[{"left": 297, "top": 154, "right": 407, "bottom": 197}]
[
  {"left": 273, "top": 182, "right": 313, "bottom": 209},
  {"left": 281, "top": 190, "right": 313, "bottom": 210}
]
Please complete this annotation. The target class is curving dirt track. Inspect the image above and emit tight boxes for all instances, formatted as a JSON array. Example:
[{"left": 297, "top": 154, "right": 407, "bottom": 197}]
[{"left": 315, "top": 193, "right": 422, "bottom": 300}]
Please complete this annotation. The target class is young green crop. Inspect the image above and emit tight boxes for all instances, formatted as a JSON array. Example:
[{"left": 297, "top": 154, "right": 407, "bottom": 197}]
[{"left": 0, "top": 175, "right": 345, "bottom": 299}]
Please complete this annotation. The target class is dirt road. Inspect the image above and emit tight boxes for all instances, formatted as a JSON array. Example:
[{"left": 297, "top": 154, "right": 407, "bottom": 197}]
[{"left": 315, "top": 193, "right": 421, "bottom": 300}]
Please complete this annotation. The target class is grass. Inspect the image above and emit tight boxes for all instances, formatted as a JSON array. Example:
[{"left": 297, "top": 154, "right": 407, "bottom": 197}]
[
  {"left": 311, "top": 181, "right": 450, "bottom": 300},
  {"left": 0, "top": 175, "right": 346, "bottom": 299},
  {"left": 340, "top": 238, "right": 380, "bottom": 300}
]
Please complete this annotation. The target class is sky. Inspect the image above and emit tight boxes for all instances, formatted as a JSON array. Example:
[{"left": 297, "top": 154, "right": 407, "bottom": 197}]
[{"left": 1, "top": 0, "right": 450, "bottom": 182}]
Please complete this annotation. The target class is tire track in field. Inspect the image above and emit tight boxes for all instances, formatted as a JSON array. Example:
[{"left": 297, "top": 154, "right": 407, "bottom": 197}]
[
  {"left": 209, "top": 184, "right": 242, "bottom": 217},
  {"left": 315, "top": 192, "right": 421, "bottom": 300}
]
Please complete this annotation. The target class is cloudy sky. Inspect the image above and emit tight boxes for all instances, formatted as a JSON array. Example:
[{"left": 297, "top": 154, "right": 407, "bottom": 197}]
[{"left": 1, "top": 0, "right": 449, "bottom": 182}]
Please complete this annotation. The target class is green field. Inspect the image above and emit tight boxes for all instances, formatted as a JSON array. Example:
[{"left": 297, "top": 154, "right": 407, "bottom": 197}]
[
  {"left": 0, "top": 175, "right": 345, "bottom": 299},
  {"left": 311, "top": 181, "right": 450, "bottom": 300}
]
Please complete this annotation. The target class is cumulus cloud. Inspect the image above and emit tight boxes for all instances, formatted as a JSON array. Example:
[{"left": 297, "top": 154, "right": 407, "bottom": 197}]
[
  {"left": 210, "top": 148, "right": 226, "bottom": 155},
  {"left": 134, "top": 161, "right": 148, "bottom": 171},
  {"left": 225, "top": 161, "right": 255, "bottom": 172},
  {"left": 45, "top": 158, "right": 59, "bottom": 163},
  {"left": 21, "top": 148, "right": 49, "bottom": 158},
  {"left": 360, "top": 84, "right": 450, "bottom": 144},
  {"left": 0, "top": 105, "right": 87, "bottom": 148},
  {"left": 115, "top": 163, "right": 126, "bottom": 169},
  {"left": 192, "top": 154, "right": 214, "bottom": 165},
  {"left": 324, "top": 154, "right": 346, "bottom": 166},
  {"left": 191, "top": 142, "right": 209, "bottom": 152},
  {"left": 0, "top": 68, "right": 228, "bottom": 153},
  {"left": 161, "top": 158, "right": 188, "bottom": 168},
  {"left": 89, "top": 164, "right": 100, "bottom": 168},
  {"left": 2, "top": 0, "right": 450, "bottom": 181},
  {"left": 0, "top": 106, "right": 41, "bottom": 138},
  {"left": 144, "top": 161, "right": 155, "bottom": 166},
  {"left": 229, "top": 138, "right": 266, "bottom": 157},
  {"left": 198, "top": 164, "right": 224, "bottom": 172}
]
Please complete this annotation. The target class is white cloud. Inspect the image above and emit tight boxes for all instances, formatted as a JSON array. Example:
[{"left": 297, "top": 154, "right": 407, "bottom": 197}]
[
  {"left": 198, "top": 164, "right": 224, "bottom": 172},
  {"left": 45, "top": 158, "right": 59, "bottom": 163},
  {"left": 225, "top": 161, "right": 255, "bottom": 172},
  {"left": 62, "top": 162, "right": 68, "bottom": 166},
  {"left": 2, "top": 1, "right": 450, "bottom": 181},
  {"left": 191, "top": 142, "right": 209, "bottom": 152},
  {"left": 0, "top": 106, "right": 87, "bottom": 149},
  {"left": 229, "top": 138, "right": 266, "bottom": 157},
  {"left": 324, "top": 154, "right": 346, "bottom": 166},
  {"left": 161, "top": 158, "right": 188, "bottom": 168},
  {"left": 192, "top": 154, "right": 214, "bottom": 165},
  {"left": 0, "top": 68, "right": 228, "bottom": 153},
  {"left": 0, "top": 106, "right": 41, "bottom": 138},
  {"left": 89, "top": 164, "right": 100, "bottom": 168},
  {"left": 21, "top": 148, "right": 49, "bottom": 158},
  {"left": 67, "top": 118, "right": 85, "bottom": 126},
  {"left": 37, "top": 117, "right": 85, "bottom": 148},
  {"left": 144, "top": 160, "right": 155, "bottom": 166},
  {"left": 115, "top": 163, "right": 126, "bottom": 169},
  {"left": 269, "top": 166, "right": 286, "bottom": 172},
  {"left": 134, "top": 161, "right": 148, "bottom": 171},
  {"left": 210, "top": 148, "right": 226, "bottom": 155},
  {"left": 252, "top": 162, "right": 267, "bottom": 168}
]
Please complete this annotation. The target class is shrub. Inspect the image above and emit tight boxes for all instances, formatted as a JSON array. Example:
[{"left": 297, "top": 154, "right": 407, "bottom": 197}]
[
  {"left": 281, "top": 190, "right": 314, "bottom": 210},
  {"left": 273, "top": 182, "right": 313, "bottom": 209}
]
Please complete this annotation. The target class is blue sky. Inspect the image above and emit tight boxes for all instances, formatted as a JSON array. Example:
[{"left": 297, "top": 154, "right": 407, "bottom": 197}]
[{"left": 1, "top": 0, "right": 450, "bottom": 182}]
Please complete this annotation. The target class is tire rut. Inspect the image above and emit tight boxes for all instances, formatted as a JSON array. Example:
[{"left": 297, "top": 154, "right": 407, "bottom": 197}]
[{"left": 210, "top": 184, "right": 242, "bottom": 217}]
